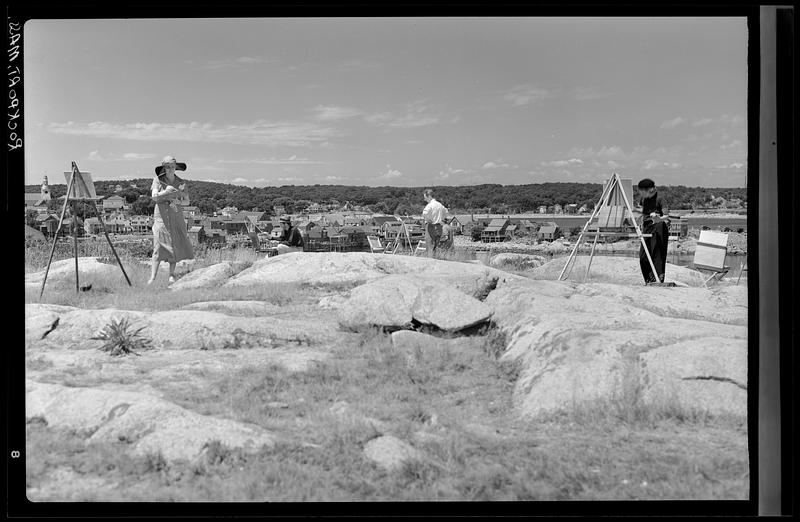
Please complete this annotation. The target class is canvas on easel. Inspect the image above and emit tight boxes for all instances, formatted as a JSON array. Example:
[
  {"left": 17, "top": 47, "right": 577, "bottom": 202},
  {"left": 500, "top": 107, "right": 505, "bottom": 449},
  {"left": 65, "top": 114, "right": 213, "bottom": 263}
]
[
  {"left": 62, "top": 169, "right": 98, "bottom": 200},
  {"left": 558, "top": 172, "right": 660, "bottom": 284},
  {"left": 40, "top": 162, "right": 131, "bottom": 297}
]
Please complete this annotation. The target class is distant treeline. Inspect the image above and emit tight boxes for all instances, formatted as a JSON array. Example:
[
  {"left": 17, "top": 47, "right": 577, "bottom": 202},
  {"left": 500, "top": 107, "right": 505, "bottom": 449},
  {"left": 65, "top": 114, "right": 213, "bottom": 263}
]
[{"left": 26, "top": 179, "right": 747, "bottom": 215}]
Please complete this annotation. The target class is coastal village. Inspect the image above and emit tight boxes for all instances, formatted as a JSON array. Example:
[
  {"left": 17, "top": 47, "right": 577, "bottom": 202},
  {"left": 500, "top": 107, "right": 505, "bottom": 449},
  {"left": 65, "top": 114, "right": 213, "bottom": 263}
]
[{"left": 24, "top": 175, "right": 747, "bottom": 257}]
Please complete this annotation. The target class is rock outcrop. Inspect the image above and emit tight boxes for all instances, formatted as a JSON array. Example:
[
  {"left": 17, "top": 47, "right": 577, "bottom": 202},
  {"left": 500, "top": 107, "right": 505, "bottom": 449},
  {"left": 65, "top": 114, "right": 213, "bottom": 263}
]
[
  {"left": 223, "top": 252, "right": 523, "bottom": 298},
  {"left": 169, "top": 262, "right": 235, "bottom": 291},
  {"left": 489, "top": 253, "right": 548, "bottom": 271},
  {"left": 338, "top": 275, "right": 493, "bottom": 332},
  {"left": 485, "top": 278, "right": 747, "bottom": 417},
  {"left": 528, "top": 255, "right": 708, "bottom": 287},
  {"left": 25, "top": 304, "right": 341, "bottom": 350},
  {"left": 26, "top": 380, "right": 275, "bottom": 462},
  {"left": 26, "top": 257, "right": 131, "bottom": 292}
]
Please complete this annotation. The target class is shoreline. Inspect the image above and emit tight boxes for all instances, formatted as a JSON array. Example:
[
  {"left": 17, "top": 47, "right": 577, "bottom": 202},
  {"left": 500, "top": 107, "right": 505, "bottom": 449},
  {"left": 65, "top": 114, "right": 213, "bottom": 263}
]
[{"left": 453, "top": 235, "right": 747, "bottom": 257}]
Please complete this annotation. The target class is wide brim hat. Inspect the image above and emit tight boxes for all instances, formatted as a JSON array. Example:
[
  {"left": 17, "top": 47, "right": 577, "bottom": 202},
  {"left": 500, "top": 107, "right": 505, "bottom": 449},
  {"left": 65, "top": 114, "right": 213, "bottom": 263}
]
[
  {"left": 155, "top": 156, "right": 187, "bottom": 176},
  {"left": 279, "top": 215, "right": 291, "bottom": 223}
]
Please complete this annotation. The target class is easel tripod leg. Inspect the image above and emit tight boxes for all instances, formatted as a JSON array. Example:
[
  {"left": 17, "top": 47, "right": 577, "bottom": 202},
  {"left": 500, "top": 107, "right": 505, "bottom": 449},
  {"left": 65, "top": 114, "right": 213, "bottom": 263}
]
[
  {"left": 584, "top": 232, "right": 599, "bottom": 282},
  {"left": 93, "top": 201, "right": 131, "bottom": 286},
  {"left": 73, "top": 201, "right": 80, "bottom": 294},
  {"left": 39, "top": 168, "right": 78, "bottom": 298}
]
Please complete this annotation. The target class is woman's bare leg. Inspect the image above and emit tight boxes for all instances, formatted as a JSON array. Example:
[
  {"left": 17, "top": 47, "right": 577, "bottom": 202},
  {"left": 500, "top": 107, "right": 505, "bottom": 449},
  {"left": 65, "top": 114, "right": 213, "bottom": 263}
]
[
  {"left": 168, "top": 262, "right": 177, "bottom": 283},
  {"left": 147, "top": 257, "right": 160, "bottom": 285}
]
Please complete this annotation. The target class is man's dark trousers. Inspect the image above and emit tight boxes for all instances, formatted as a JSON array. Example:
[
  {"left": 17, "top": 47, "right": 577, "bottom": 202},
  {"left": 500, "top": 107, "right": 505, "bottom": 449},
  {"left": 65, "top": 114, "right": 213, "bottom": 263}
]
[
  {"left": 426, "top": 223, "right": 442, "bottom": 258},
  {"left": 640, "top": 220, "right": 669, "bottom": 283}
]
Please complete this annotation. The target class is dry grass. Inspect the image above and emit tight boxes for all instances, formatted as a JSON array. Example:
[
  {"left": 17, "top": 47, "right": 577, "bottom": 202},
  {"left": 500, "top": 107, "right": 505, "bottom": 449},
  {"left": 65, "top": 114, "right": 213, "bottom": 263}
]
[
  {"left": 24, "top": 239, "right": 748, "bottom": 501},
  {"left": 26, "top": 327, "right": 749, "bottom": 501}
]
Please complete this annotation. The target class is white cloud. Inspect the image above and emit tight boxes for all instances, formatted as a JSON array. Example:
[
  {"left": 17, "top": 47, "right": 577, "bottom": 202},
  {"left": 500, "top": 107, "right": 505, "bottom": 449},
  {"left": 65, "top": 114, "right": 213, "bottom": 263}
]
[
  {"left": 363, "top": 101, "right": 440, "bottom": 129},
  {"left": 122, "top": 152, "right": 155, "bottom": 160},
  {"left": 660, "top": 117, "right": 685, "bottom": 129},
  {"left": 87, "top": 150, "right": 156, "bottom": 163},
  {"left": 49, "top": 120, "right": 341, "bottom": 147},
  {"left": 691, "top": 118, "right": 714, "bottom": 127},
  {"left": 642, "top": 159, "right": 683, "bottom": 170},
  {"left": 438, "top": 164, "right": 468, "bottom": 179},
  {"left": 190, "top": 164, "right": 228, "bottom": 173},
  {"left": 324, "top": 175, "right": 343, "bottom": 181},
  {"left": 568, "top": 86, "right": 613, "bottom": 101},
  {"left": 313, "top": 105, "right": 364, "bottom": 121},
  {"left": 197, "top": 56, "right": 279, "bottom": 70},
  {"left": 607, "top": 160, "right": 623, "bottom": 169},
  {"left": 337, "top": 59, "right": 381, "bottom": 71},
  {"left": 567, "top": 146, "right": 626, "bottom": 159},
  {"left": 482, "top": 159, "right": 518, "bottom": 169},
  {"left": 385, "top": 101, "right": 439, "bottom": 129},
  {"left": 721, "top": 114, "right": 745, "bottom": 125},
  {"left": 231, "top": 177, "right": 248, "bottom": 183},
  {"left": 501, "top": 85, "right": 557, "bottom": 107},
  {"left": 540, "top": 158, "right": 583, "bottom": 167},
  {"left": 379, "top": 165, "right": 403, "bottom": 179},
  {"left": 364, "top": 112, "right": 394, "bottom": 125},
  {"left": 720, "top": 139, "right": 743, "bottom": 150},
  {"left": 216, "top": 156, "right": 325, "bottom": 165},
  {"left": 714, "top": 162, "right": 746, "bottom": 169}
]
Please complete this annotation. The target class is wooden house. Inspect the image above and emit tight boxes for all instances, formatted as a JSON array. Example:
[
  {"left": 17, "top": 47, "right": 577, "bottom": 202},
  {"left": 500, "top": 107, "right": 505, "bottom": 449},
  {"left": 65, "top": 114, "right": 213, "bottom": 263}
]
[
  {"left": 84, "top": 217, "right": 103, "bottom": 235},
  {"left": 36, "top": 213, "right": 59, "bottom": 237},
  {"left": 102, "top": 195, "right": 126, "bottom": 213},
  {"left": 505, "top": 224, "right": 518, "bottom": 239},
  {"left": 205, "top": 229, "right": 226, "bottom": 247},
  {"left": 25, "top": 224, "right": 46, "bottom": 242},
  {"left": 537, "top": 223, "right": 560, "bottom": 241},
  {"left": 188, "top": 225, "right": 206, "bottom": 246},
  {"left": 517, "top": 219, "right": 538, "bottom": 236},
  {"left": 129, "top": 215, "right": 152, "bottom": 234},
  {"left": 481, "top": 218, "right": 510, "bottom": 242},
  {"left": 382, "top": 220, "right": 406, "bottom": 241}
]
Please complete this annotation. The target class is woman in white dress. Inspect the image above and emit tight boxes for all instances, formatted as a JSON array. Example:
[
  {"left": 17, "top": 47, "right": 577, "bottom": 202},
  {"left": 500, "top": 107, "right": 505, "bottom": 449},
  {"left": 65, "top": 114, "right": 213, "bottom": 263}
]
[{"left": 147, "top": 155, "right": 194, "bottom": 285}]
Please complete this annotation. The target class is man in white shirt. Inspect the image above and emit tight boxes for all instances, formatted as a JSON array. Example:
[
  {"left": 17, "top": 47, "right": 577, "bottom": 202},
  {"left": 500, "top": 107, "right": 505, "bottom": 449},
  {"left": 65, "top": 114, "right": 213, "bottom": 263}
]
[{"left": 421, "top": 188, "right": 447, "bottom": 258}]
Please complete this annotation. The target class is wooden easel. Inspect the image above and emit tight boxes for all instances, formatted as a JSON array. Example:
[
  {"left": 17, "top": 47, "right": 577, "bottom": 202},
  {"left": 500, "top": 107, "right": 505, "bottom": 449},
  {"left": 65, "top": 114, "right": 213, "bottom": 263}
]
[
  {"left": 394, "top": 216, "right": 414, "bottom": 253},
  {"left": 558, "top": 172, "right": 660, "bottom": 283},
  {"left": 39, "top": 162, "right": 131, "bottom": 297}
]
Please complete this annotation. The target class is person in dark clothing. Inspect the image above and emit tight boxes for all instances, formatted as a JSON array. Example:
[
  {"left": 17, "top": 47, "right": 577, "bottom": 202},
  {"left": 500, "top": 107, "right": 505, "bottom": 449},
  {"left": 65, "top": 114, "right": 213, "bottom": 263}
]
[
  {"left": 637, "top": 178, "right": 671, "bottom": 284},
  {"left": 275, "top": 215, "right": 304, "bottom": 255}
]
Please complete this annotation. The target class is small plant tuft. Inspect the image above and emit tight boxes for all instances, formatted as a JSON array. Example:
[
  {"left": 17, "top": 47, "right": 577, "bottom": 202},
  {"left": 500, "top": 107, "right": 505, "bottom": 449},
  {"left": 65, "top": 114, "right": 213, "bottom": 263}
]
[
  {"left": 91, "top": 317, "right": 153, "bottom": 356},
  {"left": 143, "top": 450, "right": 168, "bottom": 473}
]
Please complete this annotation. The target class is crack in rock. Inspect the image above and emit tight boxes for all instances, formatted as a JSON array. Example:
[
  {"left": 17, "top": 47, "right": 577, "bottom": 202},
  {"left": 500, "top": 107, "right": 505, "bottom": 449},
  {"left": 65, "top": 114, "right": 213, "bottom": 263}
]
[{"left": 680, "top": 375, "right": 747, "bottom": 390}]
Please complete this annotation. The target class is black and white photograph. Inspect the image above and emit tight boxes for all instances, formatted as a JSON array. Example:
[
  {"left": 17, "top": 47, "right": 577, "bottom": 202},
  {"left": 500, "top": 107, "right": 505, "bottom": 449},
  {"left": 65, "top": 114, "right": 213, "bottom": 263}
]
[{"left": 13, "top": 8, "right": 791, "bottom": 510}]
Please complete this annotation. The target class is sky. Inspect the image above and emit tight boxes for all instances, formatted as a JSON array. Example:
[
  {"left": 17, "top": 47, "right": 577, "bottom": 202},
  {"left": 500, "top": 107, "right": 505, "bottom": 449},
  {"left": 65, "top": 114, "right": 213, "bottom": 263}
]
[{"left": 24, "top": 17, "right": 748, "bottom": 188}]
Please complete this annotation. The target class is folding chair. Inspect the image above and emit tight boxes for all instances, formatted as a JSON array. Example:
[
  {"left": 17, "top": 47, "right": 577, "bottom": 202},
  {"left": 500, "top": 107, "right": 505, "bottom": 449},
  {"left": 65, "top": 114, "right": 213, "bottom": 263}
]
[
  {"left": 693, "top": 230, "right": 731, "bottom": 286},
  {"left": 367, "top": 235, "right": 385, "bottom": 253},
  {"left": 414, "top": 240, "right": 427, "bottom": 256},
  {"left": 736, "top": 255, "right": 747, "bottom": 285}
]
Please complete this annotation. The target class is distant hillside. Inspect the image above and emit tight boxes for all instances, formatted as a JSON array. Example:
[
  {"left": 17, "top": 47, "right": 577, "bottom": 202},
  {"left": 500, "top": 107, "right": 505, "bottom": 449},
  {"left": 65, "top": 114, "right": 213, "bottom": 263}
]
[{"left": 25, "top": 179, "right": 747, "bottom": 214}]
